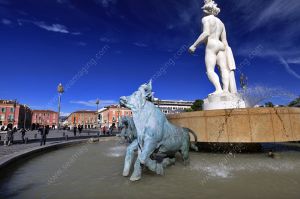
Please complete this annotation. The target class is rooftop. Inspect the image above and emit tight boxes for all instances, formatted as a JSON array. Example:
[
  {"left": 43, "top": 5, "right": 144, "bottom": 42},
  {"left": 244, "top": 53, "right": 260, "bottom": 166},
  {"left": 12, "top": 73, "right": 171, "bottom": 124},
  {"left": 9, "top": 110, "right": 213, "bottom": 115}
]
[
  {"left": 0, "top": 99, "right": 18, "bottom": 105},
  {"left": 32, "top": 110, "right": 58, "bottom": 113}
]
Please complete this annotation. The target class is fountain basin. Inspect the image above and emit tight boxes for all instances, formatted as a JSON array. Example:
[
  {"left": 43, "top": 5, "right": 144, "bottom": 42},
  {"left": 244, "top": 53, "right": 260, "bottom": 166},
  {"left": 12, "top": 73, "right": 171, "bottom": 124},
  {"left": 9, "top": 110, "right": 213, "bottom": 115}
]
[
  {"left": 168, "top": 107, "right": 300, "bottom": 143},
  {"left": 1, "top": 139, "right": 300, "bottom": 199}
]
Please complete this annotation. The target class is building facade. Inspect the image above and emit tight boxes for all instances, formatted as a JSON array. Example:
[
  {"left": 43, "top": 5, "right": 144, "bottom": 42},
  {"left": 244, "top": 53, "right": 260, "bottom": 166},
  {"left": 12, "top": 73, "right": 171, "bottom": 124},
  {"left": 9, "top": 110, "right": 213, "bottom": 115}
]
[
  {"left": 0, "top": 100, "right": 32, "bottom": 129},
  {"left": 66, "top": 111, "right": 98, "bottom": 129},
  {"left": 98, "top": 105, "right": 132, "bottom": 128},
  {"left": 31, "top": 110, "right": 58, "bottom": 129},
  {"left": 153, "top": 99, "right": 193, "bottom": 114}
]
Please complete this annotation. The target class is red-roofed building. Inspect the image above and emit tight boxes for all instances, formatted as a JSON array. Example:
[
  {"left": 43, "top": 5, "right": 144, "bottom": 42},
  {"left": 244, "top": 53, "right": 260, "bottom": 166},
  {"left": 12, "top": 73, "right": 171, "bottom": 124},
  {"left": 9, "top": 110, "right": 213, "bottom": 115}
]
[
  {"left": 66, "top": 110, "right": 98, "bottom": 129},
  {"left": 0, "top": 100, "right": 32, "bottom": 129},
  {"left": 98, "top": 105, "right": 132, "bottom": 128},
  {"left": 31, "top": 110, "right": 58, "bottom": 129}
]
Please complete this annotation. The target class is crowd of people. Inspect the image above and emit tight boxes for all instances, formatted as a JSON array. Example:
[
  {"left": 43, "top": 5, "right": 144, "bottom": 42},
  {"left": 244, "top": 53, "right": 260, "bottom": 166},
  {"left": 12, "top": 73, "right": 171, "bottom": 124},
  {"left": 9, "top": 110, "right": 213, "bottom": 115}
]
[
  {"left": 1, "top": 124, "right": 119, "bottom": 147},
  {"left": 2, "top": 125, "right": 50, "bottom": 146}
]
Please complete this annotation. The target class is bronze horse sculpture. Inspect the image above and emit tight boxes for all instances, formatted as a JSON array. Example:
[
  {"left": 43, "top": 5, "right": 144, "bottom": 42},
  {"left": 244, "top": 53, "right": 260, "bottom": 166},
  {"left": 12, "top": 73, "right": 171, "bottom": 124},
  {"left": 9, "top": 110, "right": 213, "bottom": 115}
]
[{"left": 120, "top": 80, "right": 198, "bottom": 181}]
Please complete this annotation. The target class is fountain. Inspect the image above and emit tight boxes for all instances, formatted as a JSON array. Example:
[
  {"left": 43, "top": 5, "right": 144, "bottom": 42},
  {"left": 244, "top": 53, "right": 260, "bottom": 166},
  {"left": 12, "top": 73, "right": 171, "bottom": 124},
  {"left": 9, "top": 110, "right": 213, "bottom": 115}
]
[{"left": 0, "top": 0, "right": 300, "bottom": 198}]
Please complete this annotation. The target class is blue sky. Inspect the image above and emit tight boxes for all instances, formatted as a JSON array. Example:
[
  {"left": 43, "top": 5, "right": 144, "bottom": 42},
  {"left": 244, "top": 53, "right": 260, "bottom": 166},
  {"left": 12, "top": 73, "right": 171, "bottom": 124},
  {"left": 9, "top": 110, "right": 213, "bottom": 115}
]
[{"left": 0, "top": 0, "right": 299, "bottom": 115}]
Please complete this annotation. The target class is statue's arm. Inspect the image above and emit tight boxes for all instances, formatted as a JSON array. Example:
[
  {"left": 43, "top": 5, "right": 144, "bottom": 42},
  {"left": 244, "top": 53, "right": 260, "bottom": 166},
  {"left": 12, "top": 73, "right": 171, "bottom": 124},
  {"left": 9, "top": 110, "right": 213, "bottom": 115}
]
[{"left": 189, "top": 18, "right": 210, "bottom": 53}]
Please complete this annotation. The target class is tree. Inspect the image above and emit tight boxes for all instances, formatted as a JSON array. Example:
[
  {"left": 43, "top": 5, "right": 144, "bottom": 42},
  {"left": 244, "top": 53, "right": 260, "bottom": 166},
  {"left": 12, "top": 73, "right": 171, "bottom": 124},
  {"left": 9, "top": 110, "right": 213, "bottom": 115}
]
[
  {"left": 288, "top": 97, "right": 300, "bottom": 107},
  {"left": 265, "top": 102, "right": 274, "bottom": 107},
  {"left": 191, "top": 99, "right": 204, "bottom": 111}
]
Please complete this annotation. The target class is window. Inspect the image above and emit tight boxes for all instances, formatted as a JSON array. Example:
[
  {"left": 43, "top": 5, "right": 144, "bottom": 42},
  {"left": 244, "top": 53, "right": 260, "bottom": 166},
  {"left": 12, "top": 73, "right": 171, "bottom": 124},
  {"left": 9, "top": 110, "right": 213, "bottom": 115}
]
[
  {"left": 0, "top": 114, "right": 4, "bottom": 121},
  {"left": 1, "top": 108, "right": 5, "bottom": 113},
  {"left": 10, "top": 108, "right": 14, "bottom": 112},
  {"left": 8, "top": 114, "right": 14, "bottom": 121}
]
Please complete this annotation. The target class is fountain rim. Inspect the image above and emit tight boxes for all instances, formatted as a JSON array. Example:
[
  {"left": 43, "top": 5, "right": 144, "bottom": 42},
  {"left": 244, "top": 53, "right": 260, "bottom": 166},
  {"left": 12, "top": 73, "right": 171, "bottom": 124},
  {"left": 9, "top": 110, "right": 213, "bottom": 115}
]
[{"left": 0, "top": 137, "right": 118, "bottom": 171}]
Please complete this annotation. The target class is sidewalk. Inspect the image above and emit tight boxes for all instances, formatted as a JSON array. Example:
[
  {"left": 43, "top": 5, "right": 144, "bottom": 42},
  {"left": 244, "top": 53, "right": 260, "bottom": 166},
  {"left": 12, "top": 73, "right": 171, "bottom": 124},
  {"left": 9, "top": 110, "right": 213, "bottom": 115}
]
[{"left": 0, "top": 129, "right": 116, "bottom": 160}]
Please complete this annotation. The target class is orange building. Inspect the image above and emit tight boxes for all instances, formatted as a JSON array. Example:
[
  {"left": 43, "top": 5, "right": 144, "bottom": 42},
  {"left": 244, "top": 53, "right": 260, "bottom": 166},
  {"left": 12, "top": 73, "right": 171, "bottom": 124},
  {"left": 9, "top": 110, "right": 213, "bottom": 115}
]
[
  {"left": 67, "top": 110, "right": 98, "bottom": 129},
  {"left": 31, "top": 110, "right": 58, "bottom": 129},
  {"left": 98, "top": 105, "right": 132, "bottom": 128},
  {"left": 0, "top": 100, "right": 32, "bottom": 129}
]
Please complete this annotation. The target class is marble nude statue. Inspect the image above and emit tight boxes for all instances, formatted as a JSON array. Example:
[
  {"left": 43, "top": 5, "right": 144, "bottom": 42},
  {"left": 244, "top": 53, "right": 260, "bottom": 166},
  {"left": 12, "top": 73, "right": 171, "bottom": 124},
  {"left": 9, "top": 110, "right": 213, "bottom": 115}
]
[
  {"left": 189, "top": 0, "right": 237, "bottom": 95},
  {"left": 120, "top": 80, "right": 198, "bottom": 181}
]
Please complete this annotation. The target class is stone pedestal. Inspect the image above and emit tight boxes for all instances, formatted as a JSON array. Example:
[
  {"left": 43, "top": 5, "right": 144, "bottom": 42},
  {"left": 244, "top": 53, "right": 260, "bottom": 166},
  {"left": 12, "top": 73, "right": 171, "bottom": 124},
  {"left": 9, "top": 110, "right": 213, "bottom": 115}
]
[
  {"left": 167, "top": 107, "right": 300, "bottom": 143},
  {"left": 203, "top": 93, "right": 246, "bottom": 110}
]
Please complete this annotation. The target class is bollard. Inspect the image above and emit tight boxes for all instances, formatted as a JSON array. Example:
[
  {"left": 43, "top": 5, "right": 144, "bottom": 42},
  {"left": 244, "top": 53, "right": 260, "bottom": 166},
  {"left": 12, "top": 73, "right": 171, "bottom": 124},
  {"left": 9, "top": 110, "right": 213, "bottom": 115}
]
[
  {"left": 63, "top": 132, "right": 65, "bottom": 137},
  {"left": 25, "top": 137, "right": 29, "bottom": 144},
  {"left": 34, "top": 134, "right": 37, "bottom": 139},
  {"left": 0, "top": 135, "right": 1, "bottom": 141},
  {"left": 65, "top": 135, "right": 68, "bottom": 141}
]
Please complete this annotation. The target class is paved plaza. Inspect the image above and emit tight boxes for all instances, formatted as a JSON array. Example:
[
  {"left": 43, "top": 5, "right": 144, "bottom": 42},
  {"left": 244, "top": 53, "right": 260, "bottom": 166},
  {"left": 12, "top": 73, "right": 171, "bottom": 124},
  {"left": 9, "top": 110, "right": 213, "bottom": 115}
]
[{"left": 0, "top": 129, "right": 112, "bottom": 160}]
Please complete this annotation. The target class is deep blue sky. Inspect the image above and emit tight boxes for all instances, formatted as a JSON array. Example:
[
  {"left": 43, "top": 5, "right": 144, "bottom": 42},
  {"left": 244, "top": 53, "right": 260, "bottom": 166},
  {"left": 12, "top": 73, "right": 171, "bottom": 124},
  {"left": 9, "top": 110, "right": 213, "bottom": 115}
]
[{"left": 0, "top": 0, "right": 299, "bottom": 115}]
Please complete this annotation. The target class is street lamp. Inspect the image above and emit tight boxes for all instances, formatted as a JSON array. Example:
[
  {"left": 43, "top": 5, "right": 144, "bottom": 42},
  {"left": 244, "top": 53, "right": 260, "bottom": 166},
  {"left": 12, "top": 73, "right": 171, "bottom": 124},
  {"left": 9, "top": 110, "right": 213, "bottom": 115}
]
[
  {"left": 117, "top": 105, "right": 120, "bottom": 129},
  {"left": 57, "top": 83, "right": 64, "bottom": 131},
  {"left": 96, "top": 98, "right": 100, "bottom": 123},
  {"left": 23, "top": 104, "right": 27, "bottom": 129}
]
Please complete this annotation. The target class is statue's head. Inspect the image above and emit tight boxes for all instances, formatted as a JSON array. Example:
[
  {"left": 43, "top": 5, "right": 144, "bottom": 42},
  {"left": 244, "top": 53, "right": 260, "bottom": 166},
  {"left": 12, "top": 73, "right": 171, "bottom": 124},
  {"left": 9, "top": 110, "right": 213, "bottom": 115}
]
[
  {"left": 119, "top": 116, "right": 129, "bottom": 128},
  {"left": 202, "top": 0, "right": 220, "bottom": 16},
  {"left": 120, "top": 80, "right": 153, "bottom": 111}
]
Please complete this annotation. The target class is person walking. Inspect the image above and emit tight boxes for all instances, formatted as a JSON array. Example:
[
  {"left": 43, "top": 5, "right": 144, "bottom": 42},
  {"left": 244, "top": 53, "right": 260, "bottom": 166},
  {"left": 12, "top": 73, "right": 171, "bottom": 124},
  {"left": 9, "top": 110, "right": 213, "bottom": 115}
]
[
  {"left": 39, "top": 126, "right": 48, "bottom": 146},
  {"left": 73, "top": 125, "right": 77, "bottom": 137},
  {"left": 78, "top": 125, "right": 83, "bottom": 135},
  {"left": 7, "top": 127, "right": 13, "bottom": 146},
  {"left": 20, "top": 128, "right": 26, "bottom": 143},
  {"left": 3, "top": 127, "right": 10, "bottom": 146}
]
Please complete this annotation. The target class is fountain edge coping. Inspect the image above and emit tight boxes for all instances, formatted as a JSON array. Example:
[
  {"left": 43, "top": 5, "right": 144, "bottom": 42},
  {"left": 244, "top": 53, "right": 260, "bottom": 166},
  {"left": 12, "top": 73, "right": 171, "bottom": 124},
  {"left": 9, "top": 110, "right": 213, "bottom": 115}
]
[{"left": 0, "top": 137, "right": 118, "bottom": 170}]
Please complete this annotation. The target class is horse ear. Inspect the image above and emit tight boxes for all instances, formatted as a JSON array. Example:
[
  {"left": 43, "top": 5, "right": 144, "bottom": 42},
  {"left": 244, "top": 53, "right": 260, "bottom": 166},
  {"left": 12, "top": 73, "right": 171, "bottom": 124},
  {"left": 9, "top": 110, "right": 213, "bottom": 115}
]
[{"left": 148, "top": 79, "right": 152, "bottom": 90}]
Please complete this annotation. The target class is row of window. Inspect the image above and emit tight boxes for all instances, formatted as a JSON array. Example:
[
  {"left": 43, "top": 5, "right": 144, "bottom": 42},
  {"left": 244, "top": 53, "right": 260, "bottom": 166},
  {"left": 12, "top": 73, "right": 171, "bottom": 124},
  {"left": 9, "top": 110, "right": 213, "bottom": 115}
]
[
  {"left": 0, "top": 114, "right": 14, "bottom": 120},
  {"left": 1, "top": 107, "right": 14, "bottom": 113},
  {"left": 34, "top": 113, "right": 56, "bottom": 118}
]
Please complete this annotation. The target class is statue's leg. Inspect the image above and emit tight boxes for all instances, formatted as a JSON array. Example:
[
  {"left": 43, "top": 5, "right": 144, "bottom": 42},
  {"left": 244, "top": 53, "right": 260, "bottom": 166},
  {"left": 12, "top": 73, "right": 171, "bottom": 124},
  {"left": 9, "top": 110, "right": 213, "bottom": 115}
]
[
  {"left": 162, "top": 158, "right": 176, "bottom": 168},
  {"left": 139, "top": 138, "right": 157, "bottom": 165},
  {"left": 217, "top": 51, "right": 230, "bottom": 93},
  {"left": 144, "top": 158, "right": 165, "bottom": 175},
  {"left": 229, "top": 71, "right": 238, "bottom": 93},
  {"left": 205, "top": 50, "right": 223, "bottom": 95},
  {"left": 180, "top": 135, "right": 190, "bottom": 165},
  {"left": 123, "top": 139, "right": 138, "bottom": 177},
  {"left": 130, "top": 156, "right": 142, "bottom": 181}
]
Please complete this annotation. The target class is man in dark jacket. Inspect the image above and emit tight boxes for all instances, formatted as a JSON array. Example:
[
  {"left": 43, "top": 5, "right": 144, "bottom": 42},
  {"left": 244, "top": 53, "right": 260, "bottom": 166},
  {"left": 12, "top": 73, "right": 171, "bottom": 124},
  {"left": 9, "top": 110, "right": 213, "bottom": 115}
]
[
  {"left": 78, "top": 125, "right": 83, "bottom": 135},
  {"left": 20, "top": 128, "right": 26, "bottom": 143},
  {"left": 73, "top": 125, "right": 77, "bottom": 137},
  {"left": 39, "top": 125, "right": 49, "bottom": 146}
]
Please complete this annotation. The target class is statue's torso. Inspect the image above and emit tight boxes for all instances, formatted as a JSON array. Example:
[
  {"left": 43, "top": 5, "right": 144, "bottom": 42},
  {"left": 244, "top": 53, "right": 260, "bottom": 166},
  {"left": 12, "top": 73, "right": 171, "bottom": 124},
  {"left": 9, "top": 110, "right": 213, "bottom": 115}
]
[
  {"left": 203, "top": 15, "right": 224, "bottom": 40},
  {"left": 203, "top": 15, "right": 226, "bottom": 51}
]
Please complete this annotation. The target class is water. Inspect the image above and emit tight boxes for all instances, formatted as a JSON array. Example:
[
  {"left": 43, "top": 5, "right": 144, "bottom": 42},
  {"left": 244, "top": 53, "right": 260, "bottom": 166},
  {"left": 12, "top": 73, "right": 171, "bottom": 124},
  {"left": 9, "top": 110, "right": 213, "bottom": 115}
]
[{"left": 1, "top": 140, "right": 300, "bottom": 199}]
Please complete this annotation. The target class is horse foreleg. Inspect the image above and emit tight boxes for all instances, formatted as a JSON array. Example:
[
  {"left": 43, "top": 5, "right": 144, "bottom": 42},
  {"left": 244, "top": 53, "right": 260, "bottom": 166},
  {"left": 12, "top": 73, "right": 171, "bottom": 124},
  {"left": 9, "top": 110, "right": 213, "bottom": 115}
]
[
  {"left": 123, "top": 139, "right": 138, "bottom": 177},
  {"left": 139, "top": 138, "right": 157, "bottom": 165},
  {"left": 130, "top": 154, "right": 142, "bottom": 181}
]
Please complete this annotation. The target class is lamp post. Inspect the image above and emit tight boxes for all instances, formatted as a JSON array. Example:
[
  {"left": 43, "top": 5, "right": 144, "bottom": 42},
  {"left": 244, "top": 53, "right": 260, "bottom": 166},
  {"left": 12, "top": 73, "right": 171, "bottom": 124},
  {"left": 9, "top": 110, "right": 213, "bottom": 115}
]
[
  {"left": 12, "top": 100, "right": 17, "bottom": 129},
  {"left": 117, "top": 105, "right": 120, "bottom": 129},
  {"left": 57, "top": 83, "right": 64, "bottom": 131},
  {"left": 95, "top": 99, "right": 100, "bottom": 135},
  {"left": 23, "top": 104, "right": 27, "bottom": 129}
]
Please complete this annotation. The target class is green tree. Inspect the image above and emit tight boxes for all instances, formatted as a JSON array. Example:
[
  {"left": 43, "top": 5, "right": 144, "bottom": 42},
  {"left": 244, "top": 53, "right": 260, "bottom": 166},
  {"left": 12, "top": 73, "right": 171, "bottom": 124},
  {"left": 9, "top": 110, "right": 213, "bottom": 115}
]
[
  {"left": 265, "top": 102, "right": 274, "bottom": 107},
  {"left": 191, "top": 99, "right": 204, "bottom": 111},
  {"left": 288, "top": 97, "right": 300, "bottom": 107}
]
